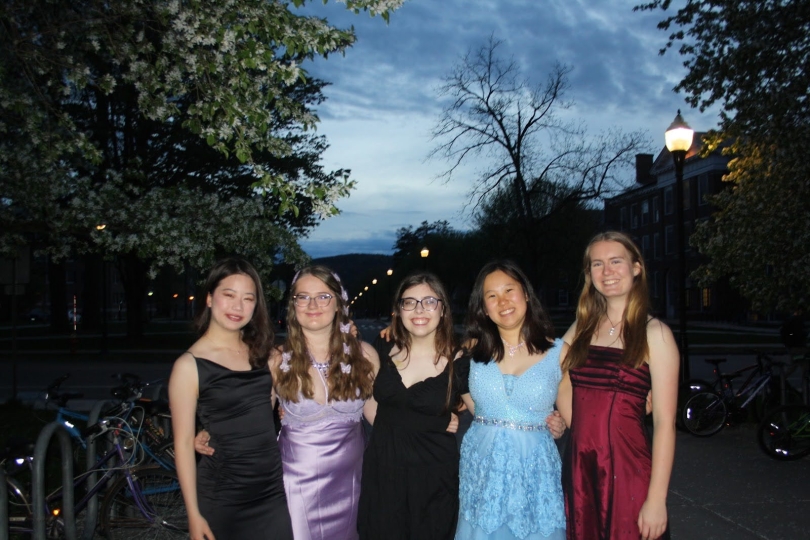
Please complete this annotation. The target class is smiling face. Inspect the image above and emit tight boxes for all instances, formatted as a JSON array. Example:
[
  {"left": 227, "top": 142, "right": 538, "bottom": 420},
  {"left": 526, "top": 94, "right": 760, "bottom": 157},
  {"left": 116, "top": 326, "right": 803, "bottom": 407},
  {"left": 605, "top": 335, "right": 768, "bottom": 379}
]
[
  {"left": 482, "top": 269, "right": 528, "bottom": 332},
  {"left": 293, "top": 274, "right": 338, "bottom": 333},
  {"left": 588, "top": 240, "right": 641, "bottom": 300},
  {"left": 206, "top": 273, "right": 257, "bottom": 332},
  {"left": 399, "top": 283, "right": 443, "bottom": 339}
]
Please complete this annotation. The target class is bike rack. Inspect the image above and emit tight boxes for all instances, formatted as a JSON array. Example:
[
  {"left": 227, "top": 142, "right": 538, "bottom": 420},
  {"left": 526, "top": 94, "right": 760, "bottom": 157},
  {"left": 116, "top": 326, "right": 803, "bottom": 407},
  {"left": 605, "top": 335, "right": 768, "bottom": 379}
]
[
  {"left": 1, "top": 464, "right": 8, "bottom": 540},
  {"left": 80, "top": 399, "right": 111, "bottom": 540},
  {"left": 32, "top": 422, "right": 75, "bottom": 540}
]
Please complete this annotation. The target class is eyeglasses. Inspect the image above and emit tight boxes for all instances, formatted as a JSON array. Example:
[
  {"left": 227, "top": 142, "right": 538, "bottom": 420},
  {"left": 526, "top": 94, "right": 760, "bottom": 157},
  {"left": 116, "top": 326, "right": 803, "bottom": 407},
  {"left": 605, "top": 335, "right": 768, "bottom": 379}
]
[
  {"left": 399, "top": 297, "right": 441, "bottom": 311},
  {"left": 293, "top": 294, "right": 334, "bottom": 308}
]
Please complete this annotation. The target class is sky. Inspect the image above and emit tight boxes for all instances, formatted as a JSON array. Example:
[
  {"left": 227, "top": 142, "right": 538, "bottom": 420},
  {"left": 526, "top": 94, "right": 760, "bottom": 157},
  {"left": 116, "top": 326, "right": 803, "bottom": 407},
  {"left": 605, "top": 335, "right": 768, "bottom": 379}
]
[{"left": 296, "top": 0, "right": 718, "bottom": 258}]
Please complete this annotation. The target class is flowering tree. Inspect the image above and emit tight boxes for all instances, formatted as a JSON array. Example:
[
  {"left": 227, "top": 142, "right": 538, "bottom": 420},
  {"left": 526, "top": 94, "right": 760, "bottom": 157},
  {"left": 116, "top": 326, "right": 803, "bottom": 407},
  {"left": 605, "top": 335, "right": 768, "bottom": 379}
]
[
  {"left": 0, "top": 0, "right": 404, "bottom": 335},
  {"left": 637, "top": 0, "right": 810, "bottom": 312}
]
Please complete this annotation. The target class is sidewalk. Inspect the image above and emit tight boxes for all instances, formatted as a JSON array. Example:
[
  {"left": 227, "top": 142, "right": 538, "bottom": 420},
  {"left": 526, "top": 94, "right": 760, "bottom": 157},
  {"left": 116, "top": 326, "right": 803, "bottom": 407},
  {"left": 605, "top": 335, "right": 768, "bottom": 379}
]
[{"left": 669, "top": 424, "right": 810, "bottom": 539}]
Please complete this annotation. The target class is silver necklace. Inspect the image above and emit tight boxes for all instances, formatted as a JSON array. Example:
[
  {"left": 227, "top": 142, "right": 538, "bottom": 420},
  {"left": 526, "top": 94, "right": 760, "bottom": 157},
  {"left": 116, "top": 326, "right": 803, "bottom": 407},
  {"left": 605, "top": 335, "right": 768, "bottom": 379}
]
[
  {"left": 309, "top": 352, "right": 330, "bottom": 377},
  {"left": 606, "top": 314, "right": 621, "bottom": 336},
  {"left": 502, "top": 338, "right": 525, "bottom": 357}
]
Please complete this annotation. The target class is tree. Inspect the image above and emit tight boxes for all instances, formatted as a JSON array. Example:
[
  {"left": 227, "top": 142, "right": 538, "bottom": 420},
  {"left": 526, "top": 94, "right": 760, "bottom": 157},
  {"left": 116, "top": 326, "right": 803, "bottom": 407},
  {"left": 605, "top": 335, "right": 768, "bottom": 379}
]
[
  {"left": 0, "top": 0, "right": 404, "bottom": 336},
  {"left": 637, "top": 0, "right": 810, "bottom": 311},
  {"left": 428, "top": 36, "right": 644, "bottom": 294},
  {"left": 429, "top": 36, "right": 648, "bottom": 232}
]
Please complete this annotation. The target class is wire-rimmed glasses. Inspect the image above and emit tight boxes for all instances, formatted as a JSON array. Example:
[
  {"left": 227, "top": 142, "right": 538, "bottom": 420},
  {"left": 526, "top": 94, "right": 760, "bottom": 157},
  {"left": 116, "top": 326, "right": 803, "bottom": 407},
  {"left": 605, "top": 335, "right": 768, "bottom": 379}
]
[{"left": 293, "top": 294, "right": 334, "bottom": 308}]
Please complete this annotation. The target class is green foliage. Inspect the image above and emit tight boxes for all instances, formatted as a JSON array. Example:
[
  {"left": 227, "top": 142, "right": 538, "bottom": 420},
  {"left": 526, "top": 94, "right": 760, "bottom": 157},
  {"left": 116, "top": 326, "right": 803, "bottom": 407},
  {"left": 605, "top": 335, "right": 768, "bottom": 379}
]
[
  {"left": 0, "top": 0, "right": 403, "bottom": 334},
  {"left": 638, "top": 0, "right": 810, "bottom": 312}
]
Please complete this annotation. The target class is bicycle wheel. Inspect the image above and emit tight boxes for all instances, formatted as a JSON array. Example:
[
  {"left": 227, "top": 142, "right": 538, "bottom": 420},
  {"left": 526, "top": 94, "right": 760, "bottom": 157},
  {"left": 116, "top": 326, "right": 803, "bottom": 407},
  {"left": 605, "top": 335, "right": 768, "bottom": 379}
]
[
  {"left": 677, "top": 379, "right": 715, "bottom": 430},
  {"left": 682, "top": 391, "right": 728, "bottom": 437},
  {"left": 101, "top": 465, "right": 187, "bottom": 539},
  {"left": 757, "top": 405, "right": 810, "bottom": 461}
]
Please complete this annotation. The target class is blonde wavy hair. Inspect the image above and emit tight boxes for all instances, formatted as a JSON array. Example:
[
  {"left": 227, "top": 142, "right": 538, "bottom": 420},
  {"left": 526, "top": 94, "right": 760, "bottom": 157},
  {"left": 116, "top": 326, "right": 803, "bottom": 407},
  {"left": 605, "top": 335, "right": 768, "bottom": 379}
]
[{"left": 563, "top": 231, "right": 651, "bottom": 370}]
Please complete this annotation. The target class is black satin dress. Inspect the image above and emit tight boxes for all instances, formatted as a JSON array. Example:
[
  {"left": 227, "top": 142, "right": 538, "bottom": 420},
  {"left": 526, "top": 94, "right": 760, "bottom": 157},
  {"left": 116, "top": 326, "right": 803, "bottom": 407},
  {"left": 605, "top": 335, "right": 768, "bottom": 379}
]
[{"left": 193, "top": 355, "right": 293, "bottom": 540}]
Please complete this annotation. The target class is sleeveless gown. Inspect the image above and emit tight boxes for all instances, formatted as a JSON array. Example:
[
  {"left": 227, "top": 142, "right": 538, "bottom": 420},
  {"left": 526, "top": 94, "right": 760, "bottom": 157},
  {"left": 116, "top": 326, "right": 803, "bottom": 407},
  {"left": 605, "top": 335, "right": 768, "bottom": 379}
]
[
  {"left": 358, "top": 340, "right": 460, "bottom": 540},
  {"left": 456, "top": 339, "right": 566, "bottom": 540},
  {"left": 278, "top": 367, "right": 365, "bottom": 540},
  {"left": 194, "top": 356, "right": 293, "bottom": 540},
  {"left": 563, "top": 345, "right": 668, "bottom": 540}
]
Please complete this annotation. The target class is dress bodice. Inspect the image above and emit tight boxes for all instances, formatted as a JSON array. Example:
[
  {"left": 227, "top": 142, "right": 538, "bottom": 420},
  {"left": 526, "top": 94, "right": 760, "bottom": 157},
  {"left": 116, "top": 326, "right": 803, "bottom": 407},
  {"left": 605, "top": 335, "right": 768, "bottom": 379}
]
[
  {"left": 469, "top": 338, "right": 563, "bottom": 426},
  {"left": 280, "top": 367, "right": 364, "bottom": 427}
]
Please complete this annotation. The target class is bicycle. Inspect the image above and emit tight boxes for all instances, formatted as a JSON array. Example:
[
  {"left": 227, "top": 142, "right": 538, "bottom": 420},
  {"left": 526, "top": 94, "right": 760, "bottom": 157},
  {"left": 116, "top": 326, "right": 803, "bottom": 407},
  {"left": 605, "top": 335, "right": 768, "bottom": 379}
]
[
  {"left": 42, "top": 373, "right": 175, "bottom": 472},
  {"left": 4, "top": 407, "right": 186, "bottom": 539},
  {"left": 681, "top": 351, "right": 791, "bottom": 437},
  {"left": 757, "top": 351, "right": 810, "bottom": 460}
]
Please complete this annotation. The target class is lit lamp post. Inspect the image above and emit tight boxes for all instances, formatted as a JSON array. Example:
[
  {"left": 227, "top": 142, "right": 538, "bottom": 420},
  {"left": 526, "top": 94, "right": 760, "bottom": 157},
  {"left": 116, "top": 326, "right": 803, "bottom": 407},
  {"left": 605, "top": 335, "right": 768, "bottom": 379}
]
[
  {"left": 420, "top": 247, "right": 429, "bottom": 270},
  {"left": 386, "top": 269, "right": 393, "bottom": 319},
  {"left": 665, "top": 109, "right": 695, "bottom": 381},
  {"left": 96, "top": 224, "right": 108, "bottom": 355},
  {"left": 372, "top": 278, "right": 378, "bottom": 319}
]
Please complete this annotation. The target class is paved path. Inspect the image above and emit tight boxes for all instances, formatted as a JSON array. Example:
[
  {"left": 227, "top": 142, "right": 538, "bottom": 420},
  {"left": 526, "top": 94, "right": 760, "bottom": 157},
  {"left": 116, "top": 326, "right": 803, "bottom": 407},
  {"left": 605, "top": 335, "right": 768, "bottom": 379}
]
[{"left": 669, "top": 424, "right": 810, "bottom": 539}]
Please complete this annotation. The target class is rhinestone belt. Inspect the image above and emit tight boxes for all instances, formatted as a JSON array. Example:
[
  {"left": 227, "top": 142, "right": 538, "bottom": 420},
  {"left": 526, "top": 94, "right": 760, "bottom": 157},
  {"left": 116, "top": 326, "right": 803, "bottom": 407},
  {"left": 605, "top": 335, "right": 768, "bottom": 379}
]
[{"left": 473, "top": 415, "right": 546, "bottom": 432}]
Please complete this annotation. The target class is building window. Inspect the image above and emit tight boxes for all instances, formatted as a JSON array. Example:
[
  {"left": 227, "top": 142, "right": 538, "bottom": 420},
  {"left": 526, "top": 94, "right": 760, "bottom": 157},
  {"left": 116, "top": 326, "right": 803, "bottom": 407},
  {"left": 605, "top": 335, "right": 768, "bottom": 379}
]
[
  {"left": 652, "top": 196, "right": 661, "bottom": 223},
  {"left": 654, "top": 232, "right": 662, "bottom": 260},
  {"left": 665, "top": 225, "right": 675, "bottom": 254},
  {"left": 620, "top": 207, "right": 628, "bottom": 230},
  {"left": 664, "top": 187, "right": 674, "bottom": 215},
  {"left": 683, "top": 178, "right": 691, "bottom": 210},
  {"left": 642, "top": 235, "right": 650, "bottom": 261},
  {"left": 652, "top": 271, "right": 660, "bottom": 298},
  {"left": 558, "top": 289, "right": 569, "bottom": 307},
  {"left": 641, "top": 200, "right": 650, "bottom": 226},
  {"left": 698, "top": 174, "right": 709, "bottom": 206},
  {"left": 630, "top": 204, "right": 639, "bottom": 229},
  {"left": 702, "top": 287, "right": 712, "bottom": 308}
]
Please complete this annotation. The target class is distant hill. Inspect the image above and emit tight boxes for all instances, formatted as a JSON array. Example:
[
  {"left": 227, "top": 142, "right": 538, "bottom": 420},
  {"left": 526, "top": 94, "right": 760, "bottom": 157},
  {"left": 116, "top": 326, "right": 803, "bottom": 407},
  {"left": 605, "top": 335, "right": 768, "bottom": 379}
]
[{"left": 313, "top": 253, "right": 395, "bottom": 300}]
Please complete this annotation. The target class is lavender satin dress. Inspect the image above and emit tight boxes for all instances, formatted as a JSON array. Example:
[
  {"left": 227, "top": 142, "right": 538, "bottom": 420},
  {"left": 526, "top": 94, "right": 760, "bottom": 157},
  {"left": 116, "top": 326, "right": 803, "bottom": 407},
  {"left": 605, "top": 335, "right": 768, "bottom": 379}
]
[{"left": 278, "top": 370, "right": 365, "bottom": 540}]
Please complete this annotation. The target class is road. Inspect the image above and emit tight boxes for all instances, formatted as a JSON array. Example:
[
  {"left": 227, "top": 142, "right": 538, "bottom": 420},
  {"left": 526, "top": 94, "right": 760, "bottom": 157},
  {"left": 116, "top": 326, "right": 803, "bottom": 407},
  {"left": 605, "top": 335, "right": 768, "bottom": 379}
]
[{"left": 0, "top": 319, "right": 391, "bottom": 405}]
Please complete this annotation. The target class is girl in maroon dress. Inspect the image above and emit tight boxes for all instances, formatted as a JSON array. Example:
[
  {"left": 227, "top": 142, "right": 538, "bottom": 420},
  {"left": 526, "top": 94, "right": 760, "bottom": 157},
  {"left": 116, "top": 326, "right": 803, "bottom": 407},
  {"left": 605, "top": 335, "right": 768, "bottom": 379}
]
[{"left": 557, "top": 231, "right": 678, "bottom": 540}]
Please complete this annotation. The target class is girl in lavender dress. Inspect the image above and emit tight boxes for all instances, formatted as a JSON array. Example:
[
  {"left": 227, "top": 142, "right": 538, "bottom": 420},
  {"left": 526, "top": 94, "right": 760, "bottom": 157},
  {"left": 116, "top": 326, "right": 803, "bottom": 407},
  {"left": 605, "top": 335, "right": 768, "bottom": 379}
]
[
  {"left": 197, "top": 265, "right": 379, "bottom": 540},
  {"left": 273, "top": 266, "right": 379, "bottom": 540}
]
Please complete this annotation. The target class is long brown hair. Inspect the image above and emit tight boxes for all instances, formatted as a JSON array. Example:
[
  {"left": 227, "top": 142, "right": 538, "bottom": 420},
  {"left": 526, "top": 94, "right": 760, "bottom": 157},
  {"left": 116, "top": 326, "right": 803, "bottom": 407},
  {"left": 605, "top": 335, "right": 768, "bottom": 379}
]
[
  {"left": 194, "top": 257, "right": 273, "bottom": 369},
  {"left": 274, "top": 265, "right": 374, "bottom": 402},
  {"left": 464, "top": 260, "right": 555, "bottom": 364},
  {"left": 389, "top": 272, "right": 457, "bottom": 409},
  {"left": 563, "top": 231, "right": 651, "bottom": 370}
]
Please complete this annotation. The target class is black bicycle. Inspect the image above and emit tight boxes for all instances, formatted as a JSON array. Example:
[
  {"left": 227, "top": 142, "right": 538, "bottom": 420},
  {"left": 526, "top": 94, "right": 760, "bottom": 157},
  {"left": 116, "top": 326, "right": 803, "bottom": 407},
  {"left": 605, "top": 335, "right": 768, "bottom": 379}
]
[{"left": 681, "top": 352, "right": 790, "bottom": 437}]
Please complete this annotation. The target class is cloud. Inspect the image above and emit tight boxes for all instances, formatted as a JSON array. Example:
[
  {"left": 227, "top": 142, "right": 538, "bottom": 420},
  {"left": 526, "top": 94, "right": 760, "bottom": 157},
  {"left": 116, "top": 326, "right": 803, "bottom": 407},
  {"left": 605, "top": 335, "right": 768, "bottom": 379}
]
[{"left": 296, "top": 0, "right": 722, "bottom": 258}]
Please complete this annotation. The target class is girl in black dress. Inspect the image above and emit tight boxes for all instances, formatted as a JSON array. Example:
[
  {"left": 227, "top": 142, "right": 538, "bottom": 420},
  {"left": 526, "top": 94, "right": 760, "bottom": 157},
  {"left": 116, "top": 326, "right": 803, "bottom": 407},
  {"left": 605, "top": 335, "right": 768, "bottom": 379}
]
[
  {"left": 358, "top": 272, "right": 461, "bottom": 540},
  {"left": 169, "top": 258, "right": 293, "bottom": 540}
]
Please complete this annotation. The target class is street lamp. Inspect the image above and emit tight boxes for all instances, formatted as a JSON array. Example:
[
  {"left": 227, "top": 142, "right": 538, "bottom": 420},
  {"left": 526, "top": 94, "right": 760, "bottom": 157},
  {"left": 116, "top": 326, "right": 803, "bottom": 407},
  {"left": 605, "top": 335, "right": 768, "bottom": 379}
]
[
  {"left": 420, "top": 247, "right": 429, "bottom": 270},
  {"left": 96, "top": 225, "right": 108, "bottom": 355},
  {"left": 371, "top": 279, "right": 378, "bottom": 319},
  {"left": 386, "top": 269, "right": 393, "bottom": 319},
  {"left": 665, "top": 109, "right": 695, "bottom": 380}
]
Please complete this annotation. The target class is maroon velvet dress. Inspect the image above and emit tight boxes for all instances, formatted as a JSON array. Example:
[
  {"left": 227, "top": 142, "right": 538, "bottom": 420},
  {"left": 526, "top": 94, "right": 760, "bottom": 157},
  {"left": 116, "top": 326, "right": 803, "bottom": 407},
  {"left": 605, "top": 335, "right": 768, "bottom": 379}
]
[{"left": 563, "top": 345, "right": 668, "bottom": 540}]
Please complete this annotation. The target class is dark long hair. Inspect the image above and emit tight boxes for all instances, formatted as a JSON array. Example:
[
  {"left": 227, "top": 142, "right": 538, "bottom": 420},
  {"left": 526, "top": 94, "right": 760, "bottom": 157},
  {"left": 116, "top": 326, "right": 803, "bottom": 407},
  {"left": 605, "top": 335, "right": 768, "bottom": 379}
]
[
  {"left": 389, "top": 272, "right": 456, "bottom": 409},
  {"left": 195, "top": 257, "right": 273, "bottom": 369},
  {"left": 274, "top": 265, "right": 374, "bottom": 402},
  {"left": 464, "top": 260, "right": 555, "bottom": 364},
  {"left": 564, "top": 231, "right": 651, "bottom": 370}
]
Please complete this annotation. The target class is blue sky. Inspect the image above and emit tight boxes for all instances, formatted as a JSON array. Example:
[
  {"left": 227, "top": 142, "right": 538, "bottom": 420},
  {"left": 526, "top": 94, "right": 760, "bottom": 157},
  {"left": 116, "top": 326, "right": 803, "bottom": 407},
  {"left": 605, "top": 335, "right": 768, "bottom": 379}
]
[{"left": 297, "top": 0, "right": 717, "bottom": 258}]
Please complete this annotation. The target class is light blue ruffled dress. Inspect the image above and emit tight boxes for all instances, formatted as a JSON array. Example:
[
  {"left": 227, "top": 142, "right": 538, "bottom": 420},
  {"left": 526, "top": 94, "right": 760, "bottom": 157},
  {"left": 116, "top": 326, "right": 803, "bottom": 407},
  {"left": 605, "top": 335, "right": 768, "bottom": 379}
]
[{"left": 456, "top": 339, "right": 565, "bottom": 540}]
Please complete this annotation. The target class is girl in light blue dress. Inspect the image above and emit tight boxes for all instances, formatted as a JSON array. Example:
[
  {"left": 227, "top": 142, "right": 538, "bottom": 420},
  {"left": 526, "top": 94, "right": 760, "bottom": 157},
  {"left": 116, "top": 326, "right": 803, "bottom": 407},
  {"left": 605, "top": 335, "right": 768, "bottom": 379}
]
[{"left": 455, "top": 260, "right": 565, "bottom": 540}]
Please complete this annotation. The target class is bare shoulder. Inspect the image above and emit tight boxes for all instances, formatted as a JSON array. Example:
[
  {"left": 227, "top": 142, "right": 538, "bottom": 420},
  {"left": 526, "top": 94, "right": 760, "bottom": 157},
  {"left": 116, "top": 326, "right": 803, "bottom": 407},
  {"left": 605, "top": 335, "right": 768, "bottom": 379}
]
[
  {"left": 562, "top": 321, "right": 578, "bottom": 345},
  {"left": 172, "top": 351, "right": 197, "bottom": 372},
  {"left": 646, "top": 317, "right": 676, "bottom": 347},
  {"left": 360, "top": 341, "right": 380, "bottom": 371}
]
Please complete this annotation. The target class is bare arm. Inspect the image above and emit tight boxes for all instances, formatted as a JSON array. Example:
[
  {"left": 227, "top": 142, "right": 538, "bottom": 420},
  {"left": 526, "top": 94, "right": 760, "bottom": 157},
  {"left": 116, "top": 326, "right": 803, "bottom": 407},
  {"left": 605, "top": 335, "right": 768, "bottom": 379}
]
[
  {"left": 169, "top": 354, "right": 216, "bottom": 540},
  {"left": 556, "top": 340, "right": 573, "bottom": 427},
  {"left": 460, "top": 393, "right": 475, "bottom": 416},
  {"left": 638, "top": 319, "right": 679, "bottom": 540},
  {"left": 360, "top": 341, "right": 381, "bottom": 424}
]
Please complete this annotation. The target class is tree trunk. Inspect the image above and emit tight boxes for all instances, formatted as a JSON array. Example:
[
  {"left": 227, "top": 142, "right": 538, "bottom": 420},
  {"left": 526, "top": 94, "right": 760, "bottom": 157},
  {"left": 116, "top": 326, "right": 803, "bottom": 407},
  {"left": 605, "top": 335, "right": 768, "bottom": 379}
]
[
  {"left": 48, "top": 258, "right": 69, "bottom": 333},
  {"left": 118, "top": 252, "right": 148, "bottom": 339}
]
